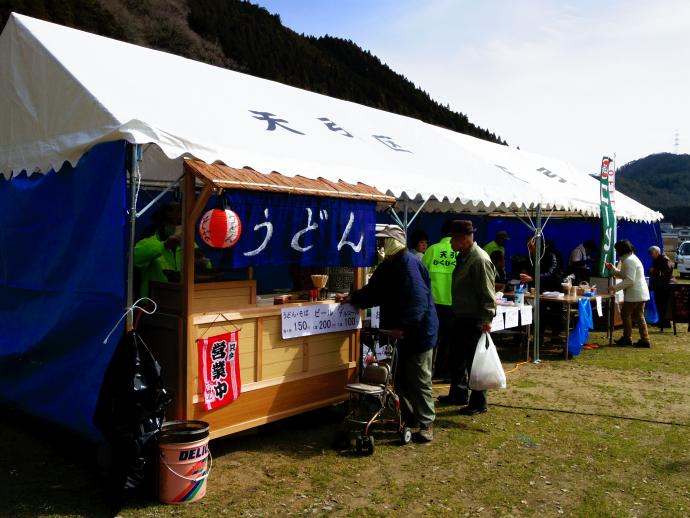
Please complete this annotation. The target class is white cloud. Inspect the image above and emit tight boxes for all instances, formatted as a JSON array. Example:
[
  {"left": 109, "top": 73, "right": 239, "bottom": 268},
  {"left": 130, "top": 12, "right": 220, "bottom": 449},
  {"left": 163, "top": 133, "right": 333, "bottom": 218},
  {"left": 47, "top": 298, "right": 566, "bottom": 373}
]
[{"left": 353, "top": 0, "right": 690, "bottom": 171}]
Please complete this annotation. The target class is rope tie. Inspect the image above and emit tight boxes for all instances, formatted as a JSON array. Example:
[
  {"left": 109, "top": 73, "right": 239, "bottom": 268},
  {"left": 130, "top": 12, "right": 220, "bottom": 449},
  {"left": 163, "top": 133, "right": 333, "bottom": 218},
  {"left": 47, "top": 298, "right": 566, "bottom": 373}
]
[{"left": 103, "top": 297, "right": 158, "bottom": 344}]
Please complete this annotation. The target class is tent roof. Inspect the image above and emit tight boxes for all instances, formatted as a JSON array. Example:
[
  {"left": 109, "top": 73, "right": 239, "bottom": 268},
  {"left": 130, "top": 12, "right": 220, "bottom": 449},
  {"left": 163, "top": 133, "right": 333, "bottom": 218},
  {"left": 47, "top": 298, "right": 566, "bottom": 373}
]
[{"left": 0, "top": 13, "right": 661, "bottom": 222}]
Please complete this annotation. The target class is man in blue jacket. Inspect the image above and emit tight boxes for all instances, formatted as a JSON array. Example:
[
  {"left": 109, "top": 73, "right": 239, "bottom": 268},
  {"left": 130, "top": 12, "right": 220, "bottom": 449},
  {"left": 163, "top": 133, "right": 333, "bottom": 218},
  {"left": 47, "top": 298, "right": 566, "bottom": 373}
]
[{"left": 339, "top": 224, "right": 439, "bottom": 442}]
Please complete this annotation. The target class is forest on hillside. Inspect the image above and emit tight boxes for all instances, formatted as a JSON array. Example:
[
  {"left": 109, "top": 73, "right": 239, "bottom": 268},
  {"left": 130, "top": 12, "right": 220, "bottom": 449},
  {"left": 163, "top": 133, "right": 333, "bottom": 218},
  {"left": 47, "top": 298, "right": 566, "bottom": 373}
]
[
  {"left": 617, "top": 153, "right": 690, "bottom": 225},
  {"left": 0, "top": 0, "right": 505, "bottom": 144}
]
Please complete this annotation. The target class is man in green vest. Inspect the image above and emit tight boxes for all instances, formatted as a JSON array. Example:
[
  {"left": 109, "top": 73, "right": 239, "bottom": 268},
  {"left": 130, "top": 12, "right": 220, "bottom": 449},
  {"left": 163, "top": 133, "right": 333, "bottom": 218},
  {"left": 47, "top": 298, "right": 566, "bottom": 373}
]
[
  {"left": 422, "top": 220, "right": 457, "bottom": 390},
  {"left": 134, "top": 202, "right": 183, "bottom": 298},
  {"left": 483, "top": 230, "right": 510, "bottom": 260}
]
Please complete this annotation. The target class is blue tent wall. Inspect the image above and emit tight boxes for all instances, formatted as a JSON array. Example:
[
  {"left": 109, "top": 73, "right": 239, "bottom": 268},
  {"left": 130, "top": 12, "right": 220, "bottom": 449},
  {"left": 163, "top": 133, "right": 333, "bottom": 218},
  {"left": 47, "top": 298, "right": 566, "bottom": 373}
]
[
  {"left": 0, "top": 142, "right": 127, "bottom": 440},
  {"left": 389, "top": 212, "right": 661, "bottom": 273}
]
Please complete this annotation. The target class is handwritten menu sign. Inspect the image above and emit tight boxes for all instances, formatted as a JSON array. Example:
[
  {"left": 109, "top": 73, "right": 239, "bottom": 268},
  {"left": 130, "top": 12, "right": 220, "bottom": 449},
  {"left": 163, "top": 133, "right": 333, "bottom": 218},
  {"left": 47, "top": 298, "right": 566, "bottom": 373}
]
[
  {"left": 670, "top": 285, "right": 690, "bottom": 323},
  {"left": 495, "top": 305, "right": 523, "bottom": 329},
  {"left": 281, "top": 303, "right": 362, "bottom": 339},
  {"left": 491, "top": 311, "right": 505, "bottom": 331},
  {"left": 504, "top": 307, "right": 520, "bottom": 328},
  {"left": 520, "top": 305, "right": 533, "bottom": 325},
  {"left": 370, "top": 306, "right": 381, "bottom": 328}
]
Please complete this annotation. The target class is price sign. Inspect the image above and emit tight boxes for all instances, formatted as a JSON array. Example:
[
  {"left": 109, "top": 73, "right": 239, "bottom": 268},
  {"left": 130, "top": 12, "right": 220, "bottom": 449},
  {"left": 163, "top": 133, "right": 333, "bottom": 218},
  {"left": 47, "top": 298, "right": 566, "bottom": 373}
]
[
  {"left": 491, "top": 311, "right": 505, "bottom": 331},
  {"left": 520, "top": 306, "right": 533, "bottom": 325},
  {"left": 504, "top": 307, "right": 520, "bottom": 329},
  {"left": 370, "top": 306, "right": 380, "bottom": 328},
  {"left": 281, "top": 303, "right": 362, "bottom": 339}
]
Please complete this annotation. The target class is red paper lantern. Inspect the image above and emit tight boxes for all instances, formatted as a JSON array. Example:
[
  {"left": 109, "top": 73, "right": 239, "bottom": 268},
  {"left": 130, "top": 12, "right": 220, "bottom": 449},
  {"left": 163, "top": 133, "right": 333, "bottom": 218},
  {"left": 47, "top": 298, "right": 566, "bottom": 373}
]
[{"left": 198, "top": 208, "right": 242, "bottom": 248}]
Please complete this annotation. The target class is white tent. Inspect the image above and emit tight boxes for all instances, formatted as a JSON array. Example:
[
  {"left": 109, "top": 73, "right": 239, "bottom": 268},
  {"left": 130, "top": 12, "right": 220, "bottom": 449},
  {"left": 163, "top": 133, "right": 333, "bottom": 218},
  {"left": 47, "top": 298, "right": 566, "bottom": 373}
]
[{"left": 0, "top": 13, "right": 661, "bottom": 223}]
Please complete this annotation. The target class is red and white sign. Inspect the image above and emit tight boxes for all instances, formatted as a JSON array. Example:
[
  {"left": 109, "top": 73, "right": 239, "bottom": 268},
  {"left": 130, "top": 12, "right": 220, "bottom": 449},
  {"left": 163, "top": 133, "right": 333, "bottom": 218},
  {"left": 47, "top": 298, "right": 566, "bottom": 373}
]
[{"left": 197, "top": 331, "right": 241, "bottom": 411}]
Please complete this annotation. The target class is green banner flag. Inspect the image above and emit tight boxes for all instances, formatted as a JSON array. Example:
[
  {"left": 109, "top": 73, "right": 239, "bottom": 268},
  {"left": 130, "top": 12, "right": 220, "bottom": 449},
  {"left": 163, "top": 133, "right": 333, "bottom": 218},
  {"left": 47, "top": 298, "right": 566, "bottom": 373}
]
[{"left": 597, "top": 156, "right": 616, "bottom": 277}]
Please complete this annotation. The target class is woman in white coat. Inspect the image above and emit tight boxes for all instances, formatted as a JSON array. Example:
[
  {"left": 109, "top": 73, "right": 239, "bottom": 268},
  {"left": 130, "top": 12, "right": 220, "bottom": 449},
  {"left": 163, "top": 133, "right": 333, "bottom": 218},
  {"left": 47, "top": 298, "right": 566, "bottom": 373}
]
[{"left": 605, "top": 240, "right": 651, "bottom": 348}]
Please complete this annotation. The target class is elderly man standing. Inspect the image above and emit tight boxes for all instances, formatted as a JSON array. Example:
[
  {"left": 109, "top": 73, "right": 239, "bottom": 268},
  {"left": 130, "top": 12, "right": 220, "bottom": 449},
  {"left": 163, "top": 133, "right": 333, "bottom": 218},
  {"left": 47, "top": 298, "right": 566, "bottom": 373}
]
[
  {"left": 339, "top": 224, "right": 439, "bottom": 441},
  {"left": 648, "top": 245, "right": 674, "bottom": 329},
  {"left": 450, "top": 220, "right": 497, "bottom": 416}
]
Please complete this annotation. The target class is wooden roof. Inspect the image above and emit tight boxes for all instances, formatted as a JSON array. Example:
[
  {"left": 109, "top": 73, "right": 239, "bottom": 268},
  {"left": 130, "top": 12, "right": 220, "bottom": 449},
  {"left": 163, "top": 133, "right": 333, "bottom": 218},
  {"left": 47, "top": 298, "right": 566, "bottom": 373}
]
[{"left": 184, "top": 160, "right": 395, "bottom": 203}]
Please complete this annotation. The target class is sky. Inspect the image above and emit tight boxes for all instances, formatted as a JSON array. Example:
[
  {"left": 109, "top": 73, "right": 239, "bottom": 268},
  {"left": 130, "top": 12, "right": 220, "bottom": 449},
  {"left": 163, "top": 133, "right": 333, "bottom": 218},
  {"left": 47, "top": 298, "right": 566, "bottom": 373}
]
[{"left": 254, "top": 0, "right": 690, "bottom": 173}]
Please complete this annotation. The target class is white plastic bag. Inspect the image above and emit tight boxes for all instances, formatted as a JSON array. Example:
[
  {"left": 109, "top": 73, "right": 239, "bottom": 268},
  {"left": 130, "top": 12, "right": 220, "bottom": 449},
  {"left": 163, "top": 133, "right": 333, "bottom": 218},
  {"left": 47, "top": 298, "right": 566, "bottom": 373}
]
[{"left": 469, "top": 332, "right": 507, "bottom": 390}]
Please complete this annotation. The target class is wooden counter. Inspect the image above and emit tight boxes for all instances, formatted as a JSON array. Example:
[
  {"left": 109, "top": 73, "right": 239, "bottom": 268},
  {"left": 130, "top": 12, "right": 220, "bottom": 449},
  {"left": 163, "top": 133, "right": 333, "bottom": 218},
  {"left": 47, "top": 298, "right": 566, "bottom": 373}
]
[{"left": 141, "top": 280, "right": 359, "bottom": 439}]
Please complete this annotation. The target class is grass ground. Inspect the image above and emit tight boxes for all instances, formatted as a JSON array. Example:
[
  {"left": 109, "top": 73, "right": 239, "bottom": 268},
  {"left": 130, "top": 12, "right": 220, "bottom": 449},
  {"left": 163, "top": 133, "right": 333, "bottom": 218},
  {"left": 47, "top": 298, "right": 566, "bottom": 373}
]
[{"left": 2, "top": 303, "right": 689, "bottom": 517}]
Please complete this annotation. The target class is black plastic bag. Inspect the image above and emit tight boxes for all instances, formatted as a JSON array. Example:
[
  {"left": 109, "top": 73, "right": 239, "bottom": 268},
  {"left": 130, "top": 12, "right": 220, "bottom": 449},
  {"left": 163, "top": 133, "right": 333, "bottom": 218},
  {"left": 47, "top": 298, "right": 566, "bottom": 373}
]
[{"left": 93, "top": 329, "right": 172, "bottom": 504}]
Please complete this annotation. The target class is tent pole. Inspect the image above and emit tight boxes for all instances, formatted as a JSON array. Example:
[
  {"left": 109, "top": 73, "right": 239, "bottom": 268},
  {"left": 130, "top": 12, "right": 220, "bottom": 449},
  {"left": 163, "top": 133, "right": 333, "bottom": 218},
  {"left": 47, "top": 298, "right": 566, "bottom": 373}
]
[
  {"left": 406, "top": 197, "right": 429, "bottom": 228},
  {"left": 533, "top": 204, "right": 542, "bottom": 363},
  {"left": 403, "top": 200, "right": 409, "bottom": 236},
  {"left": 386, "top": 205, "right": 405, "bottom": 229},
  {"left": 126, "top": 144, "right": 142, "bottom": 329},
  {"left": 136, "top": 173, "right": 183, "bottom": 218}
]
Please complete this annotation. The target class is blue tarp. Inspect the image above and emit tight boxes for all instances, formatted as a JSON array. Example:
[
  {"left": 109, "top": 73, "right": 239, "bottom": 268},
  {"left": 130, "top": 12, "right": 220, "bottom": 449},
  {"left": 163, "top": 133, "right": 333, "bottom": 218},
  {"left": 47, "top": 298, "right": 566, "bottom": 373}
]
[
  {"left": 568, "top": 298, "right": 594, "bottom": 356},
  {"left": 645, "top": 292, "right": 659, "bottom": 324},
  {"left": 0, "top": 142, "right": 127, "bottom": 440},
  {"left": 402, "top": 214, "right": 661, "bottom": 274}
]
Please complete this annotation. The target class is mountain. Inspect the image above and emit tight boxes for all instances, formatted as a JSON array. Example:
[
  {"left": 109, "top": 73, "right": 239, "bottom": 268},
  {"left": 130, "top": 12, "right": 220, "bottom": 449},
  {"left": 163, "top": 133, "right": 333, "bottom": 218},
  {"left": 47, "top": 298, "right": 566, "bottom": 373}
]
[
  {"left": 616, "top": 153, "right": 690, "bottom": 225},
  {"left": 0, "top": 0, "right": 505, "bottom": 144}
]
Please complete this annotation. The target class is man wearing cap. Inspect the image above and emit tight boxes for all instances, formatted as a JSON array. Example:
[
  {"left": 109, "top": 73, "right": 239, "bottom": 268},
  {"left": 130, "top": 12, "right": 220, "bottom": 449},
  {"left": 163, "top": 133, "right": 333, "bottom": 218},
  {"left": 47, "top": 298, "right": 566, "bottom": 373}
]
[
  {"left": 484, "top": 230, "right": 510, "bottom": 261},
  {"left": 448, "top": 220, "right": 497, "bottom": 416},
  {"left": 338, "top": 224, "right": 439, "bottom": 441}
]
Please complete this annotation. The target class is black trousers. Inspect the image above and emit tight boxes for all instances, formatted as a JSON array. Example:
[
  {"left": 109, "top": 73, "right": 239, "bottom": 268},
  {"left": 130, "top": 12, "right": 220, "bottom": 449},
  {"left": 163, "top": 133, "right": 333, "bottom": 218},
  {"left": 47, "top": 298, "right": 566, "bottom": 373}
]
[
  {"left": 449, "top": 317, "right": 488, "bottom": 409},
  {"left": 433, "top": 304, "right": 454, "bottom": 378}
]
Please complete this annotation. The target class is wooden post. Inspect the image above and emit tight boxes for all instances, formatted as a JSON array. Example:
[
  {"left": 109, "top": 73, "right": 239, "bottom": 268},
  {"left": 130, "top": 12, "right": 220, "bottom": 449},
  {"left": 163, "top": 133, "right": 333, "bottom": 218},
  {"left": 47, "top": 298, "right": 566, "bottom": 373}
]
[{"left": 182, "top": 172, "right": 213, "bottom": 419}]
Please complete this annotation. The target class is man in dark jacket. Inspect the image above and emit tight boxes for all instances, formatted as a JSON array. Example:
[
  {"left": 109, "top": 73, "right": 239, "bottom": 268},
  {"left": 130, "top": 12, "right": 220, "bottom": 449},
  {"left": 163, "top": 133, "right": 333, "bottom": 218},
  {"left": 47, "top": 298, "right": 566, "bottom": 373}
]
[
  {"left": 520, "top": 237, "right": 565, "bottom": 342},
  {"left": 520, "top": 238, "right": 563, "bottom": 292},
  {"left": 648, "top": 246, "right": 674, "bottom": 328},
  {"left": 339, "top": 224, "right": 439, "bottom": 442}
]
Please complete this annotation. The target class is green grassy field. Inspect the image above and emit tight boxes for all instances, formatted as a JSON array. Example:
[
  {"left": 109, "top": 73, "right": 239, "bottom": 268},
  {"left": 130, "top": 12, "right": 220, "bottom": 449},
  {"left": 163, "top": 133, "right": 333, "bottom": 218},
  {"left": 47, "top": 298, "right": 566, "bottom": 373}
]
[{"left": 2, "top": 314, "right": 689, "bottom": 517}]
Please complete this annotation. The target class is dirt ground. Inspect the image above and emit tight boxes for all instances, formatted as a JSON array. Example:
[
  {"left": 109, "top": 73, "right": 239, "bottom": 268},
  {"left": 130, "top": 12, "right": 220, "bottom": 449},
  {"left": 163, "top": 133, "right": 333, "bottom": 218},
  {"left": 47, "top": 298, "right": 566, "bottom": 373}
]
[{"left": 2, "top": 324, "right": 690, "bottom": 517}]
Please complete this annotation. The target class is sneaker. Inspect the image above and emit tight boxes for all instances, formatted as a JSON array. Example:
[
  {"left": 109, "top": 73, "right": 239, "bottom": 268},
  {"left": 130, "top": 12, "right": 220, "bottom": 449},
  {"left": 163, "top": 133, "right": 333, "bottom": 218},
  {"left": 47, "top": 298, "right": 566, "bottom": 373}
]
[
  {"left": 614, "top": 337, "right": 633, "bottom": 346},
  {"left": 414, "top": 424, "right": 433, "bottom": 442},
  {"left": 458, "top": 406, "right": 488, "bottom": 416},
  {"left": 634, "top": 340, "right": 651, "bottom": 348}
]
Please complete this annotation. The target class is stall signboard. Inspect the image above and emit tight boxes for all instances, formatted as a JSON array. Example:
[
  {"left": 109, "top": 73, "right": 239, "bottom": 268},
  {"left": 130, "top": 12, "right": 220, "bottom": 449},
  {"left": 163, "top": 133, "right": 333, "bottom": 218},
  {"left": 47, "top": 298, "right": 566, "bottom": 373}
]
[
  {"left": 597, "top": 156, "right": 617, "bottom": 277},
  {"left": 202, "top": 191, "right": 376, "bottom": 268},
  {"left": 281, "top": 303, "right": 361, "bottom": 339},
  {"left": 197, "top": 331, "right": 241, "bottom": 411}
]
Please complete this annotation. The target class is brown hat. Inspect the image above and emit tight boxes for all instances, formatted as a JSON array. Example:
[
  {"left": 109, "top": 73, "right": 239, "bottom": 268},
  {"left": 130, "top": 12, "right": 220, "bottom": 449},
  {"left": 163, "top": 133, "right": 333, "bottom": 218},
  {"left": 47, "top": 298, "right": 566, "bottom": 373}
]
[{"left": 449, "top": 220, "right": 476, "bottom": 236}]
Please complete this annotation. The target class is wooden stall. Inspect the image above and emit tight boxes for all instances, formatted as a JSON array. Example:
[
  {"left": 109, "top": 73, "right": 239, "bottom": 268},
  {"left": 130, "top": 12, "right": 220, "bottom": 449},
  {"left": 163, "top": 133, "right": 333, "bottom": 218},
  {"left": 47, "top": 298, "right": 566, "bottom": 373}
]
[{"left": 141, "top": 161, "right": 395, "bottom": 439}]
